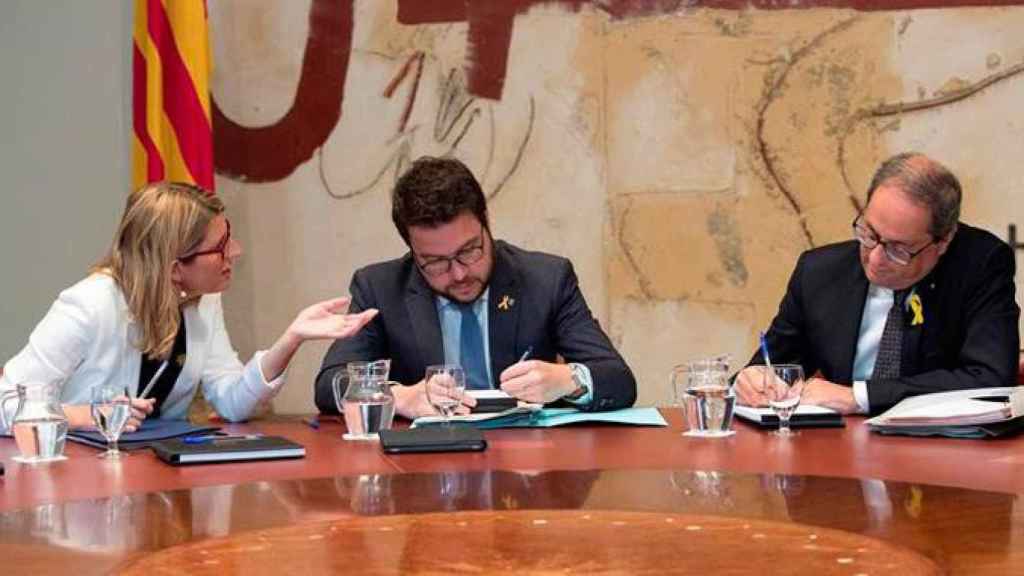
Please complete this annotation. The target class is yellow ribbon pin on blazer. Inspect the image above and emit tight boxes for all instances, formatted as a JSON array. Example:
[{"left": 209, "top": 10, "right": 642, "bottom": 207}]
[
  {"left": 909, "top": 293, "right": 924, "bottom": 326},
  {"left": 498, "top": 295, "right": 514, "bottom": 311}
]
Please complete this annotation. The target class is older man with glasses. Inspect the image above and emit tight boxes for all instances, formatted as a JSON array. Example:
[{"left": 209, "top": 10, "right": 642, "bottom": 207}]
[
  {"left": 315, "top": 157, "right": 636, "bottom": 419},
  {"left": 735, "top": 152, "right": 1020, "bottom": 414}
]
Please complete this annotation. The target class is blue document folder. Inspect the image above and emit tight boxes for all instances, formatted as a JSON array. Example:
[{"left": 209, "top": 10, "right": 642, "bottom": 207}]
[{"left": 67, "top": 419, "right": 220, "bottom": 450}]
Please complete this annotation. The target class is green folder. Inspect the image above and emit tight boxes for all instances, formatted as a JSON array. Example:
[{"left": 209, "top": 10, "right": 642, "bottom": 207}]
[{"left": 413, "top": 407, "right": 668, "bottom": 429}]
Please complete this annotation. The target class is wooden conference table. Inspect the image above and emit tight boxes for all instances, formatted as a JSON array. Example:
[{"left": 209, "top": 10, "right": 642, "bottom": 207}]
[{"left": 1, "top": 411, "right": 1023, "bottom": 574}]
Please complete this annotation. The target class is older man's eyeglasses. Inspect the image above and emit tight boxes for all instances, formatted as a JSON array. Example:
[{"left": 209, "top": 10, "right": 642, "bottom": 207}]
[
  {"left": 179, "top": 220, "right": 232, "bottom": 262},
  {"left": 417, "top": 238, "right": 485, "bottom": 277},
  {"left": 852, "top": 215, "right": 934, "bottom": 266}
]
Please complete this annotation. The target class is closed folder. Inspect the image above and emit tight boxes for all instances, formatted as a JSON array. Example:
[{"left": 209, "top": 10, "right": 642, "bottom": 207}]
[
  {"left": 379, "top": 426, "right": 487, "bottom": 454},
  {"left": 467, "top": 390, "right": 518, "bottom": 413},
  {"left": 733, "top": 404, "right": 844, "bottom": 428},
  {"left": 66, "top": 419, "right": 220, "bottom": 450},
  {"left": 151, "top": 435, "right": 305, "bottom": 465}
]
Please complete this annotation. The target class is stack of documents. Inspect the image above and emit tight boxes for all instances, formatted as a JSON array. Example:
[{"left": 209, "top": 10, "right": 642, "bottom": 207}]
[{"left": 866, "top": 387, "right": 1024, "bottom": 438}]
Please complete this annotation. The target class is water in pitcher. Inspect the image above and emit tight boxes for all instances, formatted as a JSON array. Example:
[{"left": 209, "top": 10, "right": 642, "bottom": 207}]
[
  {"left": 12, "top": 417, "right": 68, "bottom": 462},
  {"left": 682, "top": 385, "right": 736, "bottom": 437},
  {"left": 343, "top": 393, "right": 395, "bottom": 439}
]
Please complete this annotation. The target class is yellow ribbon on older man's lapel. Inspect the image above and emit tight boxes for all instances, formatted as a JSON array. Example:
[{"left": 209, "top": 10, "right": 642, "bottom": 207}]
[{"left": 908, "top": 293, "right": 924, "bottom": 326}]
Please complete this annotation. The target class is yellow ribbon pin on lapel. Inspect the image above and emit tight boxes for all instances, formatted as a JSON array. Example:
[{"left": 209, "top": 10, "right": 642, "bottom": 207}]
[
  {"left": 498, "top": 295, "right": 513, "bottom": 311},
  {"left": 909, "top": 293, "right": 924, "bottom": 326}
]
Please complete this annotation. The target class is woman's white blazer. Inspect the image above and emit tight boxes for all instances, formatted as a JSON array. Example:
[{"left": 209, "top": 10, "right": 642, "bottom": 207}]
[{"left": 1, "top": 274, "right": 282, "bottom": 430}]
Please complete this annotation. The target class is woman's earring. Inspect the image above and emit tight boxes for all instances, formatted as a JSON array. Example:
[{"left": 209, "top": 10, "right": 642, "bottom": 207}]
[{"left": 179, "top": 290, "right": 188, "bottom": 299}]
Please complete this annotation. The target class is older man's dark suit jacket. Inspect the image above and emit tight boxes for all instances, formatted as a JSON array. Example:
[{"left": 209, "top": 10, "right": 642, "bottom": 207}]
[
  {"left": 315, "top": 240, "right": 637, "bottom": 414},
  {"left": 745, "top": 222, "right": 1019, "bottom": 413}
]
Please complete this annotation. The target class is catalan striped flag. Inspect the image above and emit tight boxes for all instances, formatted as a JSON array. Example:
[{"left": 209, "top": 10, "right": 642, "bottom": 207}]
[{"left": 132, "top": 0, "right": 214, "bottom": 192}]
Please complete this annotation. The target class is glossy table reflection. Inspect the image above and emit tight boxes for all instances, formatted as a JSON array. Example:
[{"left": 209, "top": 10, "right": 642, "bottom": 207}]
[
  {"left": 2, "top": 468, "right": 1022, "bottom": 574},
  {"left": 2, "top": 411, "right": 1024, "bottom": 574}
]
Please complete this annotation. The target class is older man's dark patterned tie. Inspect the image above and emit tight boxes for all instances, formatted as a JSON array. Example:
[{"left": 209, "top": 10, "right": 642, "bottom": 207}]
[
  {"left": 458, "top": 303, "right": 490, "bottom": 390},
  {"left": 871, "top": 289, "right": 908, "bottom": 381}
]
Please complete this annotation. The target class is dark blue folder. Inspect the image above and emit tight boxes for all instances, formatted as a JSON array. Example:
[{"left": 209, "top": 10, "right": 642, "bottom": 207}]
[{"left": 67, "top": 419, "right": 220, "bottom": 450}]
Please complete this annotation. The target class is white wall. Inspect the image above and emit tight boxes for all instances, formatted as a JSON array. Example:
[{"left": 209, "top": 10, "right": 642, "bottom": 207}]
[{"left": 0, "top": 1, "right": 132, "bottom": 361}]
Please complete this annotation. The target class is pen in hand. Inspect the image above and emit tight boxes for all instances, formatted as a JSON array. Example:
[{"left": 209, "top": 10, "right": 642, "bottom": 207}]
[
  {"left": 137, "top": 359, "right": 169, "bottom": 400},
  {"left": 518, "top": 346, "right": 534, "bottom": 363},
  {"left": 757, "top": 331, "right": 774, "bottom": 396},
  {"left": 758, "top": 331, "right": 773, "bottom": 372}
]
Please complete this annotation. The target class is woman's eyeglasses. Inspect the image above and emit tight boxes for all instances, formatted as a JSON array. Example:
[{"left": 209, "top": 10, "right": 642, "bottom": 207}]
[{"left": 179, "top": 220, "right": 231, "bottom": 262}]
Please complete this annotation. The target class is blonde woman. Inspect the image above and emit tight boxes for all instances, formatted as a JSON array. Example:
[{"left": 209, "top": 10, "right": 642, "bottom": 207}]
[{"left": 0, "top": 182, "right": 377, "bottom": 433}]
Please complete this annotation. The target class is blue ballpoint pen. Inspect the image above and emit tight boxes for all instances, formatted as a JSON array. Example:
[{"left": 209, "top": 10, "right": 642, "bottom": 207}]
[
  {"left": 759, "top": 331, "right": 774, "bottom": 372},
  {"left": 183, "top": 434, "right": 262, "bottom": 444}
]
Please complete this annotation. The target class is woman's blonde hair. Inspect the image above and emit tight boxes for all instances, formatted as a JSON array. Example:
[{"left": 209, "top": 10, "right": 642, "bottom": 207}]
[{"left": 94, "top": 182, "right": 224, "bottom": 360}]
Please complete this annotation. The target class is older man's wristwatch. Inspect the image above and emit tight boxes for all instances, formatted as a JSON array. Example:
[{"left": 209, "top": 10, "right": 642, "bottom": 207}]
[{"left": 564, "top": 363, "right": 589, "bottom": 400}]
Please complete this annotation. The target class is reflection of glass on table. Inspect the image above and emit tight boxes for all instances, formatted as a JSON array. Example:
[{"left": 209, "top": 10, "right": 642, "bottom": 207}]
[
  {"left": 670, "top": 470, "right": 734, "bottom": 508},
  {"left": 349, "top": 474, "right": 395, "bottom": 515}
]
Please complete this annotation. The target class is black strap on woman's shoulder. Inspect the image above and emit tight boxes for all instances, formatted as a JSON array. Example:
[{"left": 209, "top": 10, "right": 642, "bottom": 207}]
[{"left": 138, "top": 312, "right": 187, "bottom": 418}]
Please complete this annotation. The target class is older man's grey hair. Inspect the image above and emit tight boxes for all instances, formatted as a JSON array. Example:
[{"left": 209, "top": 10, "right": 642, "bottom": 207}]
[{"left": 866, "top": 152, "right": 962, "bottom": 239}]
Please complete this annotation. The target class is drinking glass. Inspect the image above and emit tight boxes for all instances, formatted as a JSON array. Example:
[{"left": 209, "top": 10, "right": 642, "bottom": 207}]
[
  {"left": 424, "top": 364, "right": 466, "bottom": 425},
  {"left": 90, "top": 384, "right": 132, "bottom": 459},
  {"left": 765, "top": 364, "right": 805, "bottom": 437}
]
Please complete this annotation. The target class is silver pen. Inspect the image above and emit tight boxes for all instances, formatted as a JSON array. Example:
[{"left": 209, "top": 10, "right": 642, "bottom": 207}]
[
  {"left": 518, "top": 346, "right": 534, "bottom": 363},
  {"left": 137, "top": 359, "right": 169, "bottom": 400}
]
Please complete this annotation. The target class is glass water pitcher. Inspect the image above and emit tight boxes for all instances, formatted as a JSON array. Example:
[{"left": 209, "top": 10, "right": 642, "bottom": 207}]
[{"left": 1, "top": 381, "right": 69, "bottom": 463}]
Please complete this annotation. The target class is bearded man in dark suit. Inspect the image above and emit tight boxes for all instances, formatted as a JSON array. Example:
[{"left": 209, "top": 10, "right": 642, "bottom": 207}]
[
  {"left": 315, "top": 157, "right": 636, "bottom": 419},
  {"left": 737, "top": 152, "right": 1019, "bottom": 414}
]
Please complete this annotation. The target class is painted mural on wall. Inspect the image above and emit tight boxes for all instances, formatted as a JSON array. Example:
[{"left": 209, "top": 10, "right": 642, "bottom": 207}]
[{"left": 208, "top": 0, "right": 1024, "bottom": 411}]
